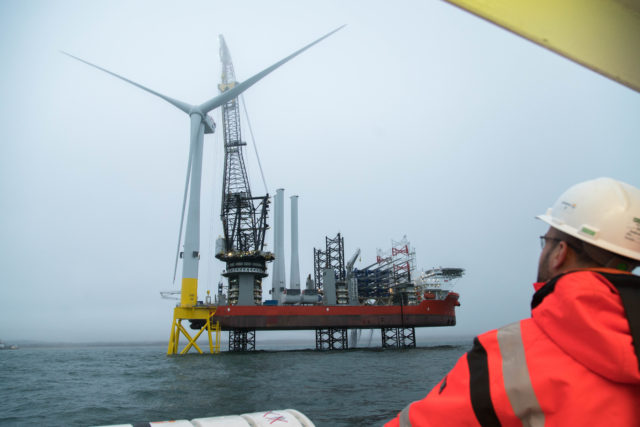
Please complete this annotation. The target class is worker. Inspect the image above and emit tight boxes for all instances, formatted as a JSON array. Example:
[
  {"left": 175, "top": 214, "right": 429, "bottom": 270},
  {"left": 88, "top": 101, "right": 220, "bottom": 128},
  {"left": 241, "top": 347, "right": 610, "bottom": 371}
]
[{"left": 386, "top": 177, "right": 640, "bottom": 426}]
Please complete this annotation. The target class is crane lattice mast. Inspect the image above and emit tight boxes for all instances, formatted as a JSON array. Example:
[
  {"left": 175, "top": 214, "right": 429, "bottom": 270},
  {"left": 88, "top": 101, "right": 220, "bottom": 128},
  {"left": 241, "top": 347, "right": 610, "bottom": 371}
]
[{"left": 216, "top": 35, "right": 273, "bottom": 305}]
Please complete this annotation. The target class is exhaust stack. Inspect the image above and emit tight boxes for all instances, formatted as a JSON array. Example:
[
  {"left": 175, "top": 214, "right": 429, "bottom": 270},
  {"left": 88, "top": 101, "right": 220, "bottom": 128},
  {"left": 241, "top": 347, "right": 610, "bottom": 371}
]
[
  {"left": 290, "top": 195, "right": 301, "bottom": 290},
  {"left": 271, "top": 188, "right": 286, "bottom": 301}
]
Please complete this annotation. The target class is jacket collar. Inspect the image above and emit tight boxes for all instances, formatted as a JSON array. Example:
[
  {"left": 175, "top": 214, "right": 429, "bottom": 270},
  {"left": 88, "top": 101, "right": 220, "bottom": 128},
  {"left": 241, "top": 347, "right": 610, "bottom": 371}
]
[{"left": 531, "top": 269, "right": 640, "bottom": 383}]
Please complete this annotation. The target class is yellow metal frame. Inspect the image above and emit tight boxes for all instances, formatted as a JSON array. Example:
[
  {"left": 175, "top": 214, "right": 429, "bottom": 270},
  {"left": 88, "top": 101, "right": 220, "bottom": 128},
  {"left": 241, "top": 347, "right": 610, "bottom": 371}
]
[
  {"left": 167, "top": 306, "right": 221, "bottom": 355},
  {"left": 444, "top": 0, "right": 640, "bottom": 93}
]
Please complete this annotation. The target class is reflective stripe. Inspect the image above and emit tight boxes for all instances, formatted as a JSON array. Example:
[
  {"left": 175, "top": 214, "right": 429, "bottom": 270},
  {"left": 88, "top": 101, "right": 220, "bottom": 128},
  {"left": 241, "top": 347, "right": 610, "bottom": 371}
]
[
  {"left": 399, "top": 404, "right": 412, "bottom": 427},
  {"left": 497, "top": 322, "right": 545, "bottom": 427},
  {"left": 600, "top": 272, "right": 640, "bottom": 371},
  {"left": 468, "top": 337, "right": 501, "bottom": 426}
]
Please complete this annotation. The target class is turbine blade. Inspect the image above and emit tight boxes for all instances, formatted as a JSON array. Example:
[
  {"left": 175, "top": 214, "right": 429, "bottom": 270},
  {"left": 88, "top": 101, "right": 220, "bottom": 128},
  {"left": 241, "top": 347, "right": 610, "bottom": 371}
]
[
  {"left": 199, "top": 25, "right": 346, "bottom": 113},
  {"left": 61, "top": 51, "right": 193, "bottom": 114},
  {"left": 173, "top": 143, "right": 194, "bottom": 283}
]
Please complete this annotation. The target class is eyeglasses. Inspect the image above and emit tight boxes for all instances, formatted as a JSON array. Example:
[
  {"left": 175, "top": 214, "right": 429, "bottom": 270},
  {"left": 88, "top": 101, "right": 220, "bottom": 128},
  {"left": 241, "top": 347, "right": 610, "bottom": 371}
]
[
  {"left": 539, "top": 235, "right": 583, "bottom": 252},
  {"left": 539, "top": 235, "right": 562, "bottom": 249}
]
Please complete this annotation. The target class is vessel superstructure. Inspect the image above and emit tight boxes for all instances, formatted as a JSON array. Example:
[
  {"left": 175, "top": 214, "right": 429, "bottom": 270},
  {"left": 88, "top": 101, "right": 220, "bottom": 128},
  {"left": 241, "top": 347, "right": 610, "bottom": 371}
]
[
  {"left": 414, "top": 267, "right": 465, "bottom": 302},
  {"left": 203, "top": 232, "right": 463, "bottom": 350}
]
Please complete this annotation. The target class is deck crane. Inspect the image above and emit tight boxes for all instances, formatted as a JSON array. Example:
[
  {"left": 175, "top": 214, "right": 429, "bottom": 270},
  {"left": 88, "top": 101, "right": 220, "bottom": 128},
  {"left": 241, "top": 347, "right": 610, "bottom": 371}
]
[{"left": 215, "top": 35, "right": 274, "bottom": 306}]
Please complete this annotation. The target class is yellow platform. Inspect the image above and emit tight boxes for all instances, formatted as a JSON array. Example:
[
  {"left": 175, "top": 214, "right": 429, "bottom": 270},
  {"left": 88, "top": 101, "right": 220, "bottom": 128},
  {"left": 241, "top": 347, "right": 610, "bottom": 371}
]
[{"left": 167, "top": 306, "right": 221, "bottom": 355}]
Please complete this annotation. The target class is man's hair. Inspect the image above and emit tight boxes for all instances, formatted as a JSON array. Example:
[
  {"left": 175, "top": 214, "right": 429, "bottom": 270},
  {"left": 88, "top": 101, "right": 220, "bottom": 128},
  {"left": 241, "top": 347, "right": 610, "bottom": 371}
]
[{"left": 555, "top": 229, "right": 639, "bottom": 271}]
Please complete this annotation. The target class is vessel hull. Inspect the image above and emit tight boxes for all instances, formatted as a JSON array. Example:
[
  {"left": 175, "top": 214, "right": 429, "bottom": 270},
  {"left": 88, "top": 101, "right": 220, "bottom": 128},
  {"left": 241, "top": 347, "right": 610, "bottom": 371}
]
[{"left": 211, "top": 293, "right": 459, "bottom": 330}]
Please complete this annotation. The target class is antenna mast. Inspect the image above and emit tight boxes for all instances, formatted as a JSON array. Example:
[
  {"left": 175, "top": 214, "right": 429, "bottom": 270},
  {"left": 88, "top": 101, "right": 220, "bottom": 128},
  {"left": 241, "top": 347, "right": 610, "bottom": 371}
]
[{"left": 216, "top": 35, "right": 273, "bottom": 305}]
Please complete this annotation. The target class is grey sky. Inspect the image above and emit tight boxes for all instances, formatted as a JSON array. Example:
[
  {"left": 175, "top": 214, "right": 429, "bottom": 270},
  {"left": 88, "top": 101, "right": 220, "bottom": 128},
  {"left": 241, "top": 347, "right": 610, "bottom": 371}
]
[{"left": 1, "top": 0, "right": 638, "bottom": 343}]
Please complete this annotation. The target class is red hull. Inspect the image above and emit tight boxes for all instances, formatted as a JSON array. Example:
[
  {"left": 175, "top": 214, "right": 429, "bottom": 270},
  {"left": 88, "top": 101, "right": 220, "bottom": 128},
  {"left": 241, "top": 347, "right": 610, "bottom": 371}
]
[{"left": 212, "top": 293, "right": 459, "bottom": 330}]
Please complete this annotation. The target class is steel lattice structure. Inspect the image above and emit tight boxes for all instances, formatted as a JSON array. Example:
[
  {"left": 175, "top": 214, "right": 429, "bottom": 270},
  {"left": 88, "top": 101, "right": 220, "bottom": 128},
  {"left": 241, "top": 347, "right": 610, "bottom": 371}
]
[
  {"left": 313, "top": 247, "right": 327, "bottom": 290},
  {"left": 215, "top": 35, "right": 273, "bottom": 306},
  {"left": 218, "top": 36, "right": 269, "bottom": 254},
  {"left": 326, "top": 233, "right": 345, "bottom": 281},
  {"left": 313, "top": 233, "right": 345, "bottom": 291}
]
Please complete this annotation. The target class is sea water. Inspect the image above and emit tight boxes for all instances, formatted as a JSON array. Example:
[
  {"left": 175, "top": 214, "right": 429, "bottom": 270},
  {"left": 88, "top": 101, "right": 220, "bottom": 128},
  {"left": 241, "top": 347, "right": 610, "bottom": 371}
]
[{"left": 0, "top": 338, "right": 470, "bottom": 426}]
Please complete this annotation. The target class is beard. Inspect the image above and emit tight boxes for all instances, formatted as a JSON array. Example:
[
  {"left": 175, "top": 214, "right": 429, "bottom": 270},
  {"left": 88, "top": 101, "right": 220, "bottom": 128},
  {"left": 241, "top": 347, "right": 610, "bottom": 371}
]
[{"left": 537, "top": 247, "right": 553, "bottom": 283}]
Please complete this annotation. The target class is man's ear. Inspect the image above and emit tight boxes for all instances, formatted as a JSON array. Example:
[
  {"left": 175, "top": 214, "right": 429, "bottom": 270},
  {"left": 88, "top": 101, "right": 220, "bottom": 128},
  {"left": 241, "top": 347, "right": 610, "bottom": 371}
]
[{"left": 549, "top": 241, "right": 570, "bottom": 271}]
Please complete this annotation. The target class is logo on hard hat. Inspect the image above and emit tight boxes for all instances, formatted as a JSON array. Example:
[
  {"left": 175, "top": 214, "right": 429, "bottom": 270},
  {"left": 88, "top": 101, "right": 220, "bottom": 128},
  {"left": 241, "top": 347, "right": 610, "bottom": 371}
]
[
  {"left": 625, "top": 218, "right": 640, "bottom": 245},
  {"left": 560, "top": 201, "right": 576, "bottom": 211}
]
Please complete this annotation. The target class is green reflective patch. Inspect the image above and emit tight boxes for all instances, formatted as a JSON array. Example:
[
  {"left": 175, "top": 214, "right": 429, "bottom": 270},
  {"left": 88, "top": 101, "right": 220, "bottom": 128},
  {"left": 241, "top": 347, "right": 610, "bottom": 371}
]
[
  {"left": 634, "top": 217, "right": 640, "bottom": 224},
  {"left": 581, "top": 227, "right": 596, "bottom": 236},
  {"left": 616, "top": 262, "right": 629, "bottom": 271}
]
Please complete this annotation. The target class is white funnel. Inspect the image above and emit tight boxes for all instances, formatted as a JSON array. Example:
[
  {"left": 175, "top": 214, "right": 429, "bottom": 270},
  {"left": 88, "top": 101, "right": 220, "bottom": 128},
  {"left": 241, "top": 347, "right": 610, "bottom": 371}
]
[
  {"left": 271, "top": 188, "right": 286, "bottom": 300},
  {"left": 290, "top": 195, "right": 301, "bottom": 289}
]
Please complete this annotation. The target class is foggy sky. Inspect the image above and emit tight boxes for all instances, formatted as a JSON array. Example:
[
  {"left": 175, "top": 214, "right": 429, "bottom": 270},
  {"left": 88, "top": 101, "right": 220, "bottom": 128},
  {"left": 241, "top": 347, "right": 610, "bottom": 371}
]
[{"left": 1, "top": 0, "right": 639, "bottom": 343}]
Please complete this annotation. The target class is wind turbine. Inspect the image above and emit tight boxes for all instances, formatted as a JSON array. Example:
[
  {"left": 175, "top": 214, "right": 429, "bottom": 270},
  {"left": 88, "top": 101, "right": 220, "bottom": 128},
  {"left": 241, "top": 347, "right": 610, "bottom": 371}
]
[{"left": 63, "top": 26, "right": 345, "bottom": 308}]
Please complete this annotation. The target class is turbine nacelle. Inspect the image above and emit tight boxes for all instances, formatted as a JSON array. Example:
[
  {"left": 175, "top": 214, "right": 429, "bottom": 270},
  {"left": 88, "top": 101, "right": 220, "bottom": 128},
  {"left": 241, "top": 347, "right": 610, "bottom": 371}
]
[{"left": 188, "top": 109, "right": 216, "bottom": 134}]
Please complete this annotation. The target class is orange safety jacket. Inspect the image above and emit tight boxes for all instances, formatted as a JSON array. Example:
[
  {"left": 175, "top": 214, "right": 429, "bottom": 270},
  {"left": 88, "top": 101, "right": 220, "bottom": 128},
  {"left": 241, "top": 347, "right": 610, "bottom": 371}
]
[{"left": 386, "top": 269, "right": 640, "bottom": 426}]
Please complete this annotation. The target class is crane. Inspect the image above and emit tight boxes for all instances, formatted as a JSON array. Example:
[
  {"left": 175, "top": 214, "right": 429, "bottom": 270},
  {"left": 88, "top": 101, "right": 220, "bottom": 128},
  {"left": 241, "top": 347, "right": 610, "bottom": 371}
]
[{"left": 215, "top": 35, "right": 274, "bottom": 306}]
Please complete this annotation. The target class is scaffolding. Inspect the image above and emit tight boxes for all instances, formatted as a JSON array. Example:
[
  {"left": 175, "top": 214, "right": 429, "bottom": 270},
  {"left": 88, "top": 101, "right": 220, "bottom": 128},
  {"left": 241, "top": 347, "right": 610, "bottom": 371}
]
[
  {"left": 313, "top": 232, "right": 345, "bottom": 291},
  {"left": 326, "top": 233, "right": 345, "bottom": 281},
  {"left": 313, "top": 247, "right": 327, "bottom": 291},
  {"left": 390, "top": 236, "right": 416, "bottom": 286}
]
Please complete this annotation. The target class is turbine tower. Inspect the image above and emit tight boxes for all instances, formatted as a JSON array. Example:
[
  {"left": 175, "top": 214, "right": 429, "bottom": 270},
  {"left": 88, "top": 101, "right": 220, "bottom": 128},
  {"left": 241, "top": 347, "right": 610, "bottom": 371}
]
[
  {"left": 215, "top": 35, "right": 272, "bottom": 306},
  {"left": 63, "top": 26, "right": 343, "bottom": 310}
]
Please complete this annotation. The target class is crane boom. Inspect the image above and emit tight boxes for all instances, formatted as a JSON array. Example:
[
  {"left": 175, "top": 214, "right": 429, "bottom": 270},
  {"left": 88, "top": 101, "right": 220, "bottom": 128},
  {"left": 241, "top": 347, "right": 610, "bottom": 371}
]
[
  {"left": 216, "top": 35, "right": 273, "bottom": 305},
  {"left": 218, "top": 35, "right": 269, "bottom": 254}
]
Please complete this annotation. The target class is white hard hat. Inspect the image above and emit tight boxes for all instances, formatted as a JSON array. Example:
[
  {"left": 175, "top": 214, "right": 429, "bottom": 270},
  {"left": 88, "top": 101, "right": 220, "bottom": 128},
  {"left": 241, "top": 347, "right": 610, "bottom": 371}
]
[{"left": 537, "top": 177, "right": 640, "bottom": 261}]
